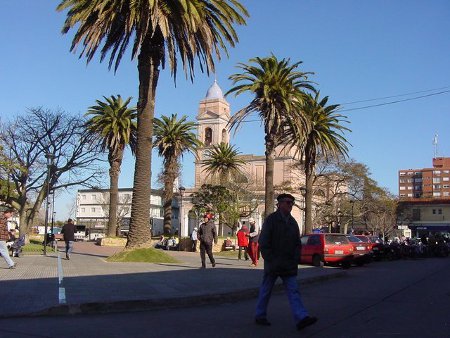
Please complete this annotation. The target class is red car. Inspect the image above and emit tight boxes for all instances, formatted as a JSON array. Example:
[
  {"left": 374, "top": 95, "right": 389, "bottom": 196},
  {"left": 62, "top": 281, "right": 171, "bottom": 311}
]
[
  {"left": 346, "top": 235, "right": 372, "bottom": 265},
  {"left": 300, "top": 233, "right": 354, "bottom": 269}
]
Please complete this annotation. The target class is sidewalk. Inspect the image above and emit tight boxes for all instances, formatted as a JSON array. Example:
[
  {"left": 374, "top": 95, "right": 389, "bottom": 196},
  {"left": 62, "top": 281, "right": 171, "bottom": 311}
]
[{"left": 0, "top": 242, "right": 346, "bottom": 318}]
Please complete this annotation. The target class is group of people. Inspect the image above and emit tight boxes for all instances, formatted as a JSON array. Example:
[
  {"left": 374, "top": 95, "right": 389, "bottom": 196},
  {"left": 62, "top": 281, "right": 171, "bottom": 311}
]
[{"left": 236, "top": 218, "right": 260, "bottom": 267}]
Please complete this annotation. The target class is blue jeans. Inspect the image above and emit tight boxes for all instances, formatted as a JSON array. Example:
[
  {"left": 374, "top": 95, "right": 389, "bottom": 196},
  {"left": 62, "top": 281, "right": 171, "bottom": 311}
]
[
  {"left": 0, "top": 240, "right": 15, "bottom": 267},
  {"left": 255, "top": 273, "right": 308, "bottom": 323},
  {"left": 65, "top": 241, "right": 74, "bottom": 255}
]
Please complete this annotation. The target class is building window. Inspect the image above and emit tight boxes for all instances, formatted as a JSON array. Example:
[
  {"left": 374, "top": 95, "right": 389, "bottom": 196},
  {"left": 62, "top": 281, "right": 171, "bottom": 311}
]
[
  {"left": 414, "top": 185, "right": 421, "bottom": 190},
  {"left": 438, "top": 209, "right": 442, "bottom": 214},
  {"left": 407, "top": 193, "right": 413, "bottom": 197},
  {"left": 443, "top": 170, "right": 450, "bottom": 174},
  {"left": 82, "top": 194, "right": 86, "bottom": 200},
  {"left": 434, "top": 170, "right": 441, "bottom": 175},
  {"left": 221, "top": 129, "right": 227, "bottom": 143},
  {"left": 92, "top": 194, "right": 97, "bottom": 201},
  {"left": 443, "top": 177, "right": 449, "bottom": 182},
  {"left": 444, "top": 192, "right": 450, "bottom": 197},
  {"left": 443, "top": 185, "right": 450, "bottom": 188},
  {"left": 81, "top": 208, "right": 85, "bottom": 212},
  {"left": 400, "top": 186, "right": 406, "bottom": 190},
  {"left": 433, "top": 192, "right": 441, "bottom": 197},
  {"left": 204, "top": 127, "right": 212, "bottom": 146},
  {"left": 434, "top": 185, "right": 441, "bottom": 189},
  {"left": 433, "top": 178, "right": 441, "bottom": 183},
  {"left": 399, "top": 172, "right": 406, "bottom": 176},
  {"left": 414, "top": 178, "right": 423, "bottom": 183},
  {"left": 91, "top": 207, "right": 96, "bottom": 212}
]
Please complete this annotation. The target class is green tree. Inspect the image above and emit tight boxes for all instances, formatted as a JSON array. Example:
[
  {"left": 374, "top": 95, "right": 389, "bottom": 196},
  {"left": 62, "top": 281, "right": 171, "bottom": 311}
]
[
  {"left": 201, "top": 142, "right": 245, "bottom": 185},
  {"left": 58, "top": 0, "right": 248, "bottom": 248},
  {"left": 301, "top": 93, "right": 350, "bottom": 234},
  {"left": 226, "top": 55, "right": 313, "bottom": 217},
  {"left": 153, "top": 114, "right": 201, "bottom": 235},
  {"left": 85, "top": 95, "right": 137, "bottom": 237}
]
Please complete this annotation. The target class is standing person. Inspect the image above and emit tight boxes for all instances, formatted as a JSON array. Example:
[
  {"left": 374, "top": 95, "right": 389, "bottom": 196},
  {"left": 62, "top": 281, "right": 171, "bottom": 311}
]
[
  {"left": 191, "top": 227, "right": 198, "bottom": 252},
  {"left": 198, "top": 213, "right": 218, "bottom": 268},
  {"left": 248, "top": 218, "right": 259, "bottom": 267},
  {"left": 255, "top": 193, "right": 317, "bottom": 331},
  {"left": 236, "top": 224, "right": 249, "bottom": 260},
  {"left": 0, "top": 208, "right": 16, "bottom": 269},
  {"left": 61, "top": 218, "right": 76, "bottom": 260}
]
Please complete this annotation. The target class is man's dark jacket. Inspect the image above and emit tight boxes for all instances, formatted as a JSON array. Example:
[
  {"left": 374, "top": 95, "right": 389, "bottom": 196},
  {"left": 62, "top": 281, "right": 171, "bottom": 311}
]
[
  {"left": 61, "top": 222, "right": 76, "bottom": 242},
  {"left": 258, "top": 210, "right": 300, "bottom": 276},
  {"left": 198, "top": 220, "right": 218, "bottom": 245}
]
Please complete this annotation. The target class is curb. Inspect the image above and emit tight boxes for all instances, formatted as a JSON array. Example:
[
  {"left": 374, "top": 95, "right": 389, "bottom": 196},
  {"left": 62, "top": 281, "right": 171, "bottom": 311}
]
[{"left": 13, "top": 270, "right": 347, "bottom": 318}]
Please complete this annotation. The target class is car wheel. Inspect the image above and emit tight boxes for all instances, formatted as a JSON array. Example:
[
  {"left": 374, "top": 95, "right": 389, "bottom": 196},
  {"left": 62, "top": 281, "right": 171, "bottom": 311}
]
[
  {"left": 312, "top": 255, "right": 322, "bottom": 267},
  {"left": 342, "top": 260, "right": 351, "bottom": 269}
]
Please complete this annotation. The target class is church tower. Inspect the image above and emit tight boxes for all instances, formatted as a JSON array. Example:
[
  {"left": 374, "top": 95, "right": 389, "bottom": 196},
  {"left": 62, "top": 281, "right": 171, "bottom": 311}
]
[{"left": 194, "top": 80, "right": 231, "bottom": 187}]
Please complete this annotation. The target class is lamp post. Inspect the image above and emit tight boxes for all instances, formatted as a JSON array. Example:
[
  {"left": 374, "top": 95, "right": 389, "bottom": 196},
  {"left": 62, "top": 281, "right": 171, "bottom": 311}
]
[
  {"left": 299, "top": 186, "right": 307, "bottom": 234},
  {"left": 178, "top": 186, "right": 186, "bottom": 251},
  {"left": 51, "top": 190, "right": 56, "bottom": 235},
  {"left": 350, "top": 200, "right": 354, "bottom": 233},
  {"left": 43, "top": 153, "right": 54, "bottom": 255}
]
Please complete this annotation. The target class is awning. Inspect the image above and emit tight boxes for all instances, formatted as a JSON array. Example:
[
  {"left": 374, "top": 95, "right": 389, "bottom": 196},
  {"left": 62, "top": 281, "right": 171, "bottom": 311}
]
[{"left": 408, "top": 224, "right": 450, "bottom": 231}]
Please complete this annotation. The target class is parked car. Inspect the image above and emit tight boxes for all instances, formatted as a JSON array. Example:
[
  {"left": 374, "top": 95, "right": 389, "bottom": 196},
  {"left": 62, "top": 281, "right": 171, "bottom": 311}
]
[
  {"left": 300, "top": 233, "right": 354, "bottom": 269},
  {"left": 346, "top": 235, "right": 371, "bottom": 265}
]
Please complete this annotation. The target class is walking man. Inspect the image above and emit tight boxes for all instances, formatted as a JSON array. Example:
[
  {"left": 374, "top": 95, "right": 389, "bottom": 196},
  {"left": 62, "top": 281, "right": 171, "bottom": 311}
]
[
  {"left": 0, "top": 208, "right": 16, "bottom": 269},
  {"left": 61, "top": 218, "right": 76, "bottom": 260},
  {"left": 198, "top": 213, "right": 218, "bottom": 268},
  {"left": 191, "top": 227, "right": 198, "bottom": 252},
  {"left": 255, "top": 193, "right": 317, "bottom": 331},
  {"left": 236, "top": 224, "right": 249, "bottom": 260}
]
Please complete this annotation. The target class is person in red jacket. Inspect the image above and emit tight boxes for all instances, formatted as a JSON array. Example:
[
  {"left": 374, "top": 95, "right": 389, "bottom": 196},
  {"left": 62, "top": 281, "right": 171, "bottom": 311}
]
[
  {"left": 236, "top": 224, "right": 249, "bottom": 260},
  {"left": 248, "top": 218, "right": 260, "bottom": 267}
]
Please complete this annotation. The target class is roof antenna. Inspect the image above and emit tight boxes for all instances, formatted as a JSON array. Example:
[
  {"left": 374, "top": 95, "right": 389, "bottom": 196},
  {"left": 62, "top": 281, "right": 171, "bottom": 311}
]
[{"left": 432, "top": 133, "right": 438, "bottom": 158}]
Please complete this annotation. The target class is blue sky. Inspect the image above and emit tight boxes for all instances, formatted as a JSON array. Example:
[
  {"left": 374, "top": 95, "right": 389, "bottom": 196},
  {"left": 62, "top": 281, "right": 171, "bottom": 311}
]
[{"left": 1, "top": 1, "right": 449, "bottom": 220}]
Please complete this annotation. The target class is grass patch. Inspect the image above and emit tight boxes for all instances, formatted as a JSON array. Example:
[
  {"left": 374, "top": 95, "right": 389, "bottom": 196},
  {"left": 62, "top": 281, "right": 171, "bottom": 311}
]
[{"left": 106, "top": 247, "right": 180, "bottom": 263}]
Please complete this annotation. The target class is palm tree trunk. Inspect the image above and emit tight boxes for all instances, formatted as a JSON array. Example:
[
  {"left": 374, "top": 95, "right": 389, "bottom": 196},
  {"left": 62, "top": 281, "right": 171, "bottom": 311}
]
[
  {"left": 108, "top": 149, "right": 123, "bottom": 237},
  {"left": 304, "top": 146, "right": 315, "bottom": 234},
  {"left": 163, "top": 159, "right": 177, "bottom": 235},
  {"left": 304, "top": 165, "right": 314, "bottom": 234},
  {"left": 126, "top": 34, "right": 162, "bottom": 249},
  {"left": 264, "top": 137, "right": 276, "bottom": 218}
]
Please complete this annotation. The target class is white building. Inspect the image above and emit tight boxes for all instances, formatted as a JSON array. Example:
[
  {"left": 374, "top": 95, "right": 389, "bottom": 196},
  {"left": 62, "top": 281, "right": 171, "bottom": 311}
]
[{"left": 75, "top": 188, "right": 171, "bottom": 236}]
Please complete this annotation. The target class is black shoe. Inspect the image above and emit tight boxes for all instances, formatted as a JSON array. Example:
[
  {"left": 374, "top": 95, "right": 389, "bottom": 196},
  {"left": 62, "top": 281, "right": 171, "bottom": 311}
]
[
  {"left": 212, "top": 262, "right": 216, "bottom": 267},
  {"left": 255, "top": 318, "right": 271, "bottom": 326},
  {"left": 9, "top": 263, "right": 16, "bottom": 269},
  {"left": 66, "top": 254, "right": 70, "bottom": 260},
  {"left": 296, "top": 316, "right": 318, "bottom": 331}
]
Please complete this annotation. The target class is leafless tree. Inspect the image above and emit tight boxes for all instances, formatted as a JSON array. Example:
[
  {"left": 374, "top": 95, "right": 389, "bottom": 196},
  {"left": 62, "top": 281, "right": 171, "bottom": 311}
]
[{"left": 0, "top": 108, "right": 104, "bottom": 235}]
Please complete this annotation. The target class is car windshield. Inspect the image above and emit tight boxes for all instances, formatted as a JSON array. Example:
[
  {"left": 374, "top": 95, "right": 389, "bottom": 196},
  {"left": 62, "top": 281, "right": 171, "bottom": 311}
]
[
  {"left": 356, "top": 236, "right": 369, "bottom": 242},
  {"left": 347, "top": 235, "right": 362, "bottom": 243},
  {"left": 325, "top": 234, "right": 349, "bottom": 245}
]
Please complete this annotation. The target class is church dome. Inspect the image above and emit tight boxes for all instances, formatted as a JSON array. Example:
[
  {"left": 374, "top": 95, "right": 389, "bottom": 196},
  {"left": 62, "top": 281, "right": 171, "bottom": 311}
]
[{"left": 205, "top": 80, "right": 224, "bottom": 100}]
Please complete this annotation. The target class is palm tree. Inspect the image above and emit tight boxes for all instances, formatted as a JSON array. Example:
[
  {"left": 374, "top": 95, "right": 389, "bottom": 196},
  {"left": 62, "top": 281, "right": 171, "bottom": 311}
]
[
  {"left": 153, "top": 114, "right": 201, "bottom": 235},
  {"left": 85, "top": 95, "right": 137, "bottom": 237},
  {"left": 58, "top": 0, "right": 248, "bottom": 248},
  {"left": 301, "top": 93, "right": 350, "bottom": 234},
  {"left": 201, "top": 142, "right": 245, "bottom": 185},
  {"left": 226, "top": 55, "right": 314, "bottom": 217}
]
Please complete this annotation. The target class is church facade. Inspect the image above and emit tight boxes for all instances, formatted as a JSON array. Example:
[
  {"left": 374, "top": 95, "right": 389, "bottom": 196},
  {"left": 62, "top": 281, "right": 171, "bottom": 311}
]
[{"left": 181, "top": 81, "right": 306, "bottom": 236}]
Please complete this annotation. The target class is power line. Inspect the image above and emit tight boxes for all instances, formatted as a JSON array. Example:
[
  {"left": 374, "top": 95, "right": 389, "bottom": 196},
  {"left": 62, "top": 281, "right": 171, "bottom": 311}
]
[
  {"left": 338, "top": 89, "right": 450, "bottom": 113},
  {"left": 340, "top": 86, "right": 450, "bottom": 105}
]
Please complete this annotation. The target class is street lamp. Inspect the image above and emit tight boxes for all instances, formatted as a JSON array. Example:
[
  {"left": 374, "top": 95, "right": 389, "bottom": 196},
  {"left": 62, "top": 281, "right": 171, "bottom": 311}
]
[
  {"left": 299, "top": 186, "right": 307, "bottom": 234},
  {"left": 178, "top": 186, "right": 186, "bottom": 251},
  {"left": 43, "top": 153, "right": 54, "bottom": 255},
  {"left": 350, "top": 200, "right": 354, "bottom": 233}
]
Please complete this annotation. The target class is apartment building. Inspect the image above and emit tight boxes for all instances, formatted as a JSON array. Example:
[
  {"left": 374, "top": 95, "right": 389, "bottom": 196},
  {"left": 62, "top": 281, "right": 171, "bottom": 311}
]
[
  {"left": 398, "top": 157, "right": 450, "bottom": 236},
  {"left": 76, "top": 188, "right": 171, "bottom": 236},
  {"left": 398, "top": 157, "right": 450, "bottom": 199}
]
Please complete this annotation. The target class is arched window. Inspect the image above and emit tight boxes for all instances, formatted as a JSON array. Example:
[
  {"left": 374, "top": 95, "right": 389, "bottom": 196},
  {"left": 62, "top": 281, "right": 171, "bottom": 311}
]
[
  {"left": 221, "top": 128, "right": 227, "bottom": 143},
  {"left": 205, "top": 127, "right": 212, "bottom": 146}
]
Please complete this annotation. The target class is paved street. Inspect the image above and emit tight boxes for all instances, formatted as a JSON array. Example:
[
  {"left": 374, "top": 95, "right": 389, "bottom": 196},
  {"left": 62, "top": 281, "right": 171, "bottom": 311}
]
[
  {"left": 0, "top": 247, "right": 449, "bottom": 337},
  {"left": 0, "top": 242, "right": 343, "bottom": 318}
]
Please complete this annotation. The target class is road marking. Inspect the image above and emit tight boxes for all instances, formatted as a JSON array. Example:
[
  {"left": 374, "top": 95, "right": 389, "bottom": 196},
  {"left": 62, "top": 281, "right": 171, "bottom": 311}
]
[{"left": 57, "top": 250, "right": 66, "bottom": 304}]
